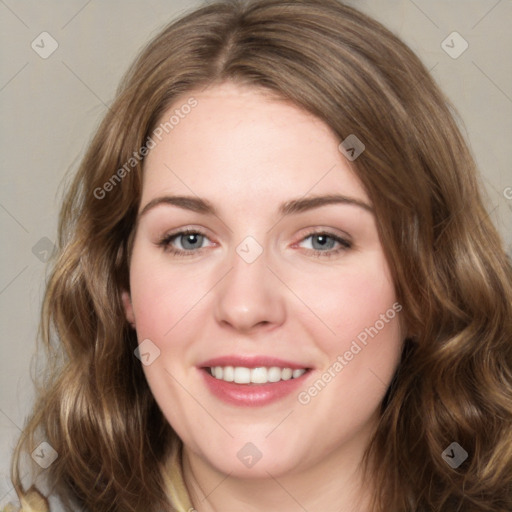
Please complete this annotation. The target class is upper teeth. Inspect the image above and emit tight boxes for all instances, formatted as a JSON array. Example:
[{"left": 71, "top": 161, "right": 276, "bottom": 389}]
[{"left": 209, "top": 366, "right": 306, "bottom": 384}]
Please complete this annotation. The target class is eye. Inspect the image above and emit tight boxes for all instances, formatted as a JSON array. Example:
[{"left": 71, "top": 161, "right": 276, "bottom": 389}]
[
  {"left": 157, "top": 228, "right": 352, "bottom": 258},
  {"left": 296, "top": 231, "right": 352, "bottom": 258},
  {"left": 157, "top": 229, "right": 212, "bottom": 256}
]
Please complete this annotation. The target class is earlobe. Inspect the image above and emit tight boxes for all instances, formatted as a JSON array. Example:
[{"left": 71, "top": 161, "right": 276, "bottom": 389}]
[{"left": 121, "top": 290, "right": 136, "bottom": 328}]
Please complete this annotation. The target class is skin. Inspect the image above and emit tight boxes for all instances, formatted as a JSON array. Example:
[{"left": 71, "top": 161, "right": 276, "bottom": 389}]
[{"left": 122, "top": 81, "right": 404, "bottom": 511}]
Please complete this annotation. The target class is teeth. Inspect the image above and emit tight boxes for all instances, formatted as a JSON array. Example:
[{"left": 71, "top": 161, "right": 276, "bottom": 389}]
[
  {"left": 251, "top": 367, "right": 268, "bottom": 384},
  {"left": 234, "top": 367, "right": 251, "bottom": 384},
  {"left": 281, "top": 368, "right": 293, "bottom": 380},
  {"left": 223, "top": 366, "right": 234, "bottom": 382},
  {"left": 208, "top": 366, "right": 307, "bottom": 384}
]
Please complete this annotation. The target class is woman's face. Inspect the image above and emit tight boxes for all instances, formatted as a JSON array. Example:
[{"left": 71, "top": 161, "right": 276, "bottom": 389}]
[{"left": 122, "top": 81, "right": 404, "bottom": 478}]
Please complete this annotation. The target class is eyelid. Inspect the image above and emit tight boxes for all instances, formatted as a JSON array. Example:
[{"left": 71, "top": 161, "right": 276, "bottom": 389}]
[
  {"left": 291, "top": 230, "right": 352, "bottom": 259},
  {"left": 292, "top": 226, "right": 353, "bottom": 245},
  {"left": 160, "top": 225, "right": 214, "bottom": 242},
  {"left": 158, "top": 226, "right": 215, "bottom": 252}
]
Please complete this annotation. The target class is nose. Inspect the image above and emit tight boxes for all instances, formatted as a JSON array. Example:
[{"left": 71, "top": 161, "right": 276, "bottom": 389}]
[{"left": 213, "top": 243, "right": 286, "bottom": 334}]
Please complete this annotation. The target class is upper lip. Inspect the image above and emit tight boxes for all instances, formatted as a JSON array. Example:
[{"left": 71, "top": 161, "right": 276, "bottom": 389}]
[{"left": 199, "top": 355, "right": 311, "bottom": 370}]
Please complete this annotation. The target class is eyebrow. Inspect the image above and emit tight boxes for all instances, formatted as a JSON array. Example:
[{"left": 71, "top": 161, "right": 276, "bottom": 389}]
[{"left": 137, "top": 193, "right": 373, "bottom": 220}]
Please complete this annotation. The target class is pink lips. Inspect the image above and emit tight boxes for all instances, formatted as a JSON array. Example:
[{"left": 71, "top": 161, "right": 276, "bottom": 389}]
[
  {"left": 198, "top": 355, "right": 312, "bottom": 407},
  {"left": 200, "top": 355, "right": 309, "bottom": 370}
]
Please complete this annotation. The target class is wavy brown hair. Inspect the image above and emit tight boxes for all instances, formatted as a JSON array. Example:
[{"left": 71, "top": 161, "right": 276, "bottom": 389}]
[{"left": 11, "top": 0, "right": 512, "bottom": 510}]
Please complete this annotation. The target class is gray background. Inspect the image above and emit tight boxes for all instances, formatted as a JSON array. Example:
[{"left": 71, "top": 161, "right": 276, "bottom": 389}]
[{"left": 1, "top": 0, "right": 511, "bottom": 508}]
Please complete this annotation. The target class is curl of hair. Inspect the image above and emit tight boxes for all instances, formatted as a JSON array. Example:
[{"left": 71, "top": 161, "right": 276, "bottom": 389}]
[{"left": 11, "top": 0, "right": 512, "bottom": 510}]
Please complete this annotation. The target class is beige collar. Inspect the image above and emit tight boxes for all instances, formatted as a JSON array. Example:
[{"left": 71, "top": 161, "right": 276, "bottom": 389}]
[{"left": 162, "top": 441, "right": 195, "bottom": 512}]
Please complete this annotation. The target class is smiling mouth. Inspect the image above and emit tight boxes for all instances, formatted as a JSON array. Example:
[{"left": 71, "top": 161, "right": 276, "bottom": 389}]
[{"left": 204, "top": 366, "right": 310, "bottom": 385}]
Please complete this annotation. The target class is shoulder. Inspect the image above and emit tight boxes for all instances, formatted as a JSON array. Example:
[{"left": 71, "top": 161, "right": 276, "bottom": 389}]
[{"left": 2, "top": 488, "right": 49, "bottom": 512}]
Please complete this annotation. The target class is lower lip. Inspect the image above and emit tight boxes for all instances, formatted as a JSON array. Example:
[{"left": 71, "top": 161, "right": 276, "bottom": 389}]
[{"left": 200, "top": 369, "right": 310, "bottom": 407}]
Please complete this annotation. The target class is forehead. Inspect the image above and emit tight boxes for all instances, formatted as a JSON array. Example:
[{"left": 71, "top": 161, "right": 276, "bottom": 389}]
[{"left": 141, "top": 82, "right": 369, "bottom": 209}]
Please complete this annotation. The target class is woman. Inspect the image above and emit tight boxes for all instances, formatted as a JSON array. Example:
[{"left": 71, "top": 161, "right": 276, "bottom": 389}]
[{"left": 9, "top": 0, "right": 512, "bottom": 510}]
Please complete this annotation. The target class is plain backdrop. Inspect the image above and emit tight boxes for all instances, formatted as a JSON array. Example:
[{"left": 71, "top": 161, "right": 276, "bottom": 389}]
[{"left": 1, "top": 0, "right": 511, "bottom": 509}]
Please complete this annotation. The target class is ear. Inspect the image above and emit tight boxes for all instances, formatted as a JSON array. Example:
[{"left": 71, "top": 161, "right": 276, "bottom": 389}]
[{"left": 121, "top": 289, "right": 136, "bottom": 328}]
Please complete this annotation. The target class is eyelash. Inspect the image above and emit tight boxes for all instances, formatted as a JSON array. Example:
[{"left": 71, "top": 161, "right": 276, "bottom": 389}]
[{"left": 157, "top": 228, "right": 352, "bottom": 258}]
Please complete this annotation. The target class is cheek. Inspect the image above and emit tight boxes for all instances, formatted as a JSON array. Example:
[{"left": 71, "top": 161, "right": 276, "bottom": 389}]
[
  {"left": 298, "top": 254, "right": 399, "bottom": 350},
  {"left": 128, "top": 251, "right": 210, "bottom": 344},
  {"left": 292, "top": 259, "right": 402, "bottom": 439},
  {"left": 294, "top": 253, "right": 403, "bottom": 416}
]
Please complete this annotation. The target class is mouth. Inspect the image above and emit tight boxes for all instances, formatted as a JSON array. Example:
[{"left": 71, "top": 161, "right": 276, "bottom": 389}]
[{"left": 198, "top": 356, "right": 313, "bottom": 407}]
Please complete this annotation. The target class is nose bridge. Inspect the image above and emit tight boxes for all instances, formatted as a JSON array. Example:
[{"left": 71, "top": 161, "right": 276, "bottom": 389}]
[{"left": 213, "top": 234, "right": 285, "bottom": 332}]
